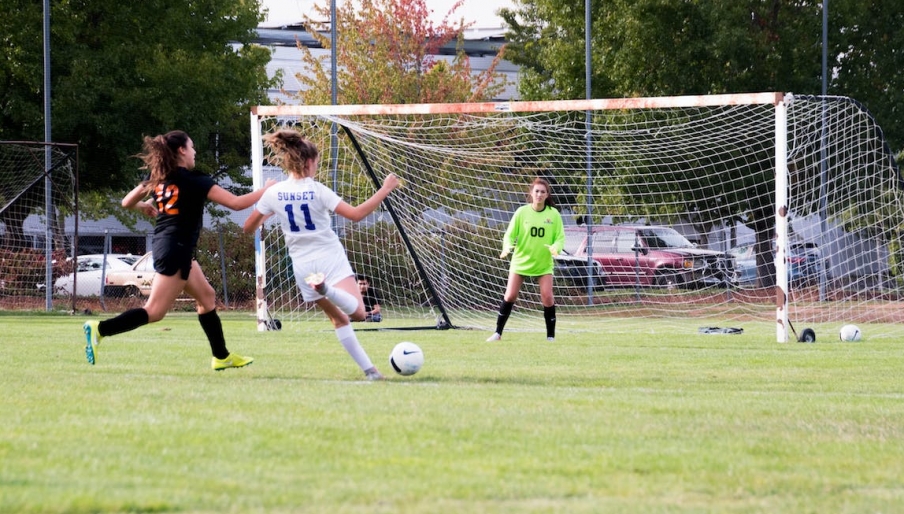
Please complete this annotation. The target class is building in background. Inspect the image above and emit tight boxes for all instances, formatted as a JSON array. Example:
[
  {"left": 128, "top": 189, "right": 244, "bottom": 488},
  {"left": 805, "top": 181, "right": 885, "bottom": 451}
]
[{"left": 255, "top": 25, "right": 518, "bottom": 103}]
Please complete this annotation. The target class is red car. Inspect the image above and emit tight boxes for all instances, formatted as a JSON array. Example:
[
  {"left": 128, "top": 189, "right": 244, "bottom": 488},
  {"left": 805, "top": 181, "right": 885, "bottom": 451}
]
[{"left": 564, "top": 225, "right": 736, "bottom": 288}]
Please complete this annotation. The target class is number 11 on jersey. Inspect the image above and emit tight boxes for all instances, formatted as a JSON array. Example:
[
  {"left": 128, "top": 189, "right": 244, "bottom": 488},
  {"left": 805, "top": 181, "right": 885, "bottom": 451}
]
[{"left": 284, "top": 203, "right": 315, "bottom": 232}]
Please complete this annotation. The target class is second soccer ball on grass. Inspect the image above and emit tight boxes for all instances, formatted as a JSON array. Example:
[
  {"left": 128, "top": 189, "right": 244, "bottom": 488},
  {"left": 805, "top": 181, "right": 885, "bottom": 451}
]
[{"left": 839, "top": 324, "right": 862, "bottom": 342}]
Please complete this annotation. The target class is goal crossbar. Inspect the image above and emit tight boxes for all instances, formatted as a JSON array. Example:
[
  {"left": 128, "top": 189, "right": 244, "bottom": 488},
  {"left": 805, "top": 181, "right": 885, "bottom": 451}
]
[{"left": 253, "top": 92, "right": 784, "bottom": 117}]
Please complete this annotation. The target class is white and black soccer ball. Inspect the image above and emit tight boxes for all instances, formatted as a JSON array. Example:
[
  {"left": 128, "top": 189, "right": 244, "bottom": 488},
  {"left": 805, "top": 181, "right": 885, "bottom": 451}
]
[
  {"left": 839, "top": 324, "right": 862, "bottom": 342},
  {"left": 389, "top": 342, "right": 424, "bottom": 376}
]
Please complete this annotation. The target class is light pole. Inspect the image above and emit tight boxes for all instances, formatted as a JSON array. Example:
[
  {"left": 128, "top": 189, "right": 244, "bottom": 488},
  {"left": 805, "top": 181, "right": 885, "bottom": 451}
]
[
  {"left": 330, "top": 0, "right": 339, "bottom": 231},
  {"left": 584, "top": 0, "right": 595, "bottom": 302},
  {"left": 818, "top": 0, "right": 828, "bottom": 301}
]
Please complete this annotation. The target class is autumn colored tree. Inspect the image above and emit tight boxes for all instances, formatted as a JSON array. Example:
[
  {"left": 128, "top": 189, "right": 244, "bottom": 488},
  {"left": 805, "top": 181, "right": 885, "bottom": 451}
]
[{"left": 295, "top": 0, "right": 507, "bottom": 105}]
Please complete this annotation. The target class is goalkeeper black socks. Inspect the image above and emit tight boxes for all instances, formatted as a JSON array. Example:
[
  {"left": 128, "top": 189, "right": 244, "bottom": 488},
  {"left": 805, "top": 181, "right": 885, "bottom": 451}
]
[
  {"left": 98, "top": 308, "right": 149, "bottom": 337},
  {"left": 199, "top": 309, "right": 229, "bottom": 360},
  {"left": 495, "top": 300, "right": 515, "bottom": 334},
  {"left": 544, "top": 305, "right": 556, "bottom": 339}
]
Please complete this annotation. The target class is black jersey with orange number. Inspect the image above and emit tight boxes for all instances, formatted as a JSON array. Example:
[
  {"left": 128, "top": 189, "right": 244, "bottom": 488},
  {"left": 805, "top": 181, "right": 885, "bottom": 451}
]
[{"left": 152, "top": 167, "right": 216, "bottom": 249}]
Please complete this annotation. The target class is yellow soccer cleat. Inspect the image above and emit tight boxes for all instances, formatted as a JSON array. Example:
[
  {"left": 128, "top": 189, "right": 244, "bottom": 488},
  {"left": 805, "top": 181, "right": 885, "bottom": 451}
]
[
  {"left": 211, "top": 352, "right": 254, "bottom": 371},
  {"left": 83, "top": 320, "right": 103, "bottom": 365}
]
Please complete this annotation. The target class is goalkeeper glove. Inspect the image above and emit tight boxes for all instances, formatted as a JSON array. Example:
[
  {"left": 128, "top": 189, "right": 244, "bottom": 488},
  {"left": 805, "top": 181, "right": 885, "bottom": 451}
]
[
  {"left": 545, "top": 244, "right": 559, "bottom": 257},
  {"left": 500, "top": 247, "right": 512, "bottom": 259}
]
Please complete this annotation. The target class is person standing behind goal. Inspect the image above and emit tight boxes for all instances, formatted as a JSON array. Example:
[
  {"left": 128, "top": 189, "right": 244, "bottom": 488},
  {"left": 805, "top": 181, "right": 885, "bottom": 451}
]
[
  {"left": 487, "top": 177, "right": 565, "bottom": 342},
  {"left": 242, "top": 129, "right": 399, "bottom": 381},
  {"left": 83, "top": 130, "right": 276, "bottom": 370}
]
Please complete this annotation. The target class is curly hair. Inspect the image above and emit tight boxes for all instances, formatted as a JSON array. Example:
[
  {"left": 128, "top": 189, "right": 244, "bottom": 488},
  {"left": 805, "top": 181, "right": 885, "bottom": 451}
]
[
  {"left": 263, "top": 129, "right": 320, "bottom": 177},
  {"left": 136, "top": 130, "right": 190, "bottom": 193}
]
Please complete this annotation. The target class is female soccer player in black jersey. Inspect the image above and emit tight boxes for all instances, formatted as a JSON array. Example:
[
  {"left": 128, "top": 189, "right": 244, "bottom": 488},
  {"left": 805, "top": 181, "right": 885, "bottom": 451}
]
[{"left": 83, "top": 130, "right": 275, "bottom": 370}]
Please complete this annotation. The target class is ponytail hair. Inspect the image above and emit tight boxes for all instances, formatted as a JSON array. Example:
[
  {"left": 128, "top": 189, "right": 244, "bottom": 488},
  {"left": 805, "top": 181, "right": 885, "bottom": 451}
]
[
  {"left": 263, "top": 129, "right": 320, "bottom": 177},
  {"left": 527, "top": 177, "right": 556, "bottom": 208},
  {"left": 137, "top": 130, "right": 190, "bottom": 192}
]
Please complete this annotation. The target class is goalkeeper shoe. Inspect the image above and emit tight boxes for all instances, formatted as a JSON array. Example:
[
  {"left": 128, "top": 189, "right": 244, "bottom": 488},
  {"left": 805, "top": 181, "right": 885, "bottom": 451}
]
[
  {"left": 486, "top": 333, "right": 501, "bottom": 342},
  {"left": 211, "top": 353, "right": 254, "bottom": 371},
  {"left": 83, "top": 320, "right": 103, "bottom": 365},
  {"left": 304, "top": 272, "right": 327, "bottom": 294}
]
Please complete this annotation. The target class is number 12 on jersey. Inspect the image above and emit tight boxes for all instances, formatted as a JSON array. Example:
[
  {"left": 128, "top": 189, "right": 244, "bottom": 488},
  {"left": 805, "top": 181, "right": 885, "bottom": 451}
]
[{"left": 284, "top": 203, "right": 316, "bottom": 232}]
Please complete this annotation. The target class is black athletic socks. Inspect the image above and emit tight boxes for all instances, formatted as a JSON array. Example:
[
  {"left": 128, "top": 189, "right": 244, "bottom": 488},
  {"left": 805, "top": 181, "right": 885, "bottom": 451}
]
[
  {"left": 198, "top": 309, "right": 229, "bottom": 359},
  {"left": 495, "top": 300, "right": 515, "bottom": 335},
  {"left": 543, "top": 305, "right": 556, "bottom": 339},
  {"left": 98, "top": 308, "right": 150, "bottom": 337}
]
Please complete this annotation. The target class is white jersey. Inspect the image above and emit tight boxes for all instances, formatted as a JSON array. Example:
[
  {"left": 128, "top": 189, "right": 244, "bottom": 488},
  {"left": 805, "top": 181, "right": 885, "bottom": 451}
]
[{"left": 256, "top": 177, "right": 345, "bottom": 262}]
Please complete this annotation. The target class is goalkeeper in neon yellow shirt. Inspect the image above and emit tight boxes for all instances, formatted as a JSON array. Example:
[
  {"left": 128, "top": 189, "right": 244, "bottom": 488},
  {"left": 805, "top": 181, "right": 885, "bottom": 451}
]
[{"left": 487, "top": 177, "right": 565, "bottom": 342}]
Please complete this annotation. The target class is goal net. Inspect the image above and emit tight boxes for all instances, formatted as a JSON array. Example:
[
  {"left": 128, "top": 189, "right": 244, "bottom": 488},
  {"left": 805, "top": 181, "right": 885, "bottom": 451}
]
[
  {"left": 0, "top": 142, "right": 77, "bottom": 311},
  {"left": 250, "top": 93, "right": 904, "bottom": 341}
]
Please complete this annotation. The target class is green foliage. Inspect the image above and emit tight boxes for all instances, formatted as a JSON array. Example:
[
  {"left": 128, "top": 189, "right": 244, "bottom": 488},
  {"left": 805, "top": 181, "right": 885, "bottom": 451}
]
[
  {"left": 0, "top": 0, "right": 279, "bottom": 199},
  {"left": 0, "top": 249, "right": 69, "bottom": 297},
  {"left": 500, "top": 1, "right": 901, "bottom": 287},
  {"left": 195, "top": 222, "right": 257, "bottom": 303},
  {"left": 500, "top": 0, "right": 902, "bottom": 152}
]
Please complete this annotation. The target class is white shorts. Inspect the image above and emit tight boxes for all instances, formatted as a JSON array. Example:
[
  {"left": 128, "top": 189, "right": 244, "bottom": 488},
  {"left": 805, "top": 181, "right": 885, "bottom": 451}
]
[{"left": 293, "top": 255, "right": 355, "bottom": 302}]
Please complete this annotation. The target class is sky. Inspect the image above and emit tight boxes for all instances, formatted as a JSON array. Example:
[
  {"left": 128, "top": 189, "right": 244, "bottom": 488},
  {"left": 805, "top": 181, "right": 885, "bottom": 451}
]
[{"left": 260, "top": 0, "right": 514, "bottom": 29}]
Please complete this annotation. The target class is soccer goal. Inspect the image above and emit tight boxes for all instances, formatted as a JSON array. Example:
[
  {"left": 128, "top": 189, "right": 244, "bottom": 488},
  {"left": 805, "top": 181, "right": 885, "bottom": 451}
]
[
  {"left": 0, "top": 141, "right": 78, "bottom": 312},
  {"left": 250, "top": 93, "right": 904, "bottom": 341}
]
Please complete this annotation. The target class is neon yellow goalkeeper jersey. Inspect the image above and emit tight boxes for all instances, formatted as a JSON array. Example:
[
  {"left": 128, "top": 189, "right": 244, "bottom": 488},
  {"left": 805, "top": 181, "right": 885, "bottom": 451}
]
[{"left": 502, "top": 204, "right": 565, "bottom": 277}]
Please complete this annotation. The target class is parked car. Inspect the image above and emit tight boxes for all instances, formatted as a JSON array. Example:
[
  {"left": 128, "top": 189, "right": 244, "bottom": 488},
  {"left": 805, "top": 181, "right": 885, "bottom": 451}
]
[
  {"left": 729, "top": 244, "right": 757, "bottom": 285},
  {"left": 731, "top": 242, "right": 827, "bottom": 286},
  {"left": 564, "top": 225, "right": 736, "bottom": 288},
  {"left": 788, "top": 242, "right": 828, "bottom": 284},
  {"left": 103, "top": 252, "right": 158, "bottom": 297},
  {"left": 53, "top": 254, "right": 141, "bottom": 296},
  {"left": 554, "top": 251, "right": 608, "bottom": 290}
]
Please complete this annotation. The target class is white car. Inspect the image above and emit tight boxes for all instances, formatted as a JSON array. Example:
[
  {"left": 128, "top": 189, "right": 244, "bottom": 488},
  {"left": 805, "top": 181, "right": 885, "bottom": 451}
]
[{"left": 54, "top": 254, "right": 141, "bottom": 296}]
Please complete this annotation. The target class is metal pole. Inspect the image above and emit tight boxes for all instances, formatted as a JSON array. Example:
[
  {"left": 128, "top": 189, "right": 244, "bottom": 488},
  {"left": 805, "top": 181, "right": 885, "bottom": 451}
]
[
  {"left": 330, "top": 0, "right": 340, "bottom": 232},
  {"left": 818, "top": 0, "right": 828, "bottom": 301},
  {"left": 100, "top": 230, "right": 110, "bottom": 312},
  {"left": 583, "top": 0, "right": 594, "bottom": 304},
  {"left": 218, "top": 225, "right": 230, "bottom": 307},
  {"left": 43, "top": 0, "right": 53, "bottom": 311}
]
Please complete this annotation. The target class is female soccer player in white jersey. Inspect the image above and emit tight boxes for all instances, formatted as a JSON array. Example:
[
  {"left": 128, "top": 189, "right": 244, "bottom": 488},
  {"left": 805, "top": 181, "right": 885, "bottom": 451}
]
[
  {"left": 487, "top": 177, "right": 565, "bottom": 342},
  {"left": 243, "top": 129, "right": 399, "bottom": 380}
]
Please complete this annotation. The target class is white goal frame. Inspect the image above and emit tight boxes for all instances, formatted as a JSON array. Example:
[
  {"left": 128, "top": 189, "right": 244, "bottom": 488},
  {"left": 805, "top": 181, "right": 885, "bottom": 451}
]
[{"left": 250, "top": 92, "right": 801, "bottom": 341}]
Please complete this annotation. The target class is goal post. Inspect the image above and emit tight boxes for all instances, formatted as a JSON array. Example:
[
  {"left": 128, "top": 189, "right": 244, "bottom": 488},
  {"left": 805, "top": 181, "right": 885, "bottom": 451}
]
[{"left": 250, "top": 93, "right": 903, "bottom": 341}]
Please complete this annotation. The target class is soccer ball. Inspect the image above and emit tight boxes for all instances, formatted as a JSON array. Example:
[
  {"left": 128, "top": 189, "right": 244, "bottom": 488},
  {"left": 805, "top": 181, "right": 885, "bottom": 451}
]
[
  {"left": 389, "top": 342, "right": 424, "bottom": 376},
  {"left": 839, "top": 324, "right": 862, "bottom": 342}
]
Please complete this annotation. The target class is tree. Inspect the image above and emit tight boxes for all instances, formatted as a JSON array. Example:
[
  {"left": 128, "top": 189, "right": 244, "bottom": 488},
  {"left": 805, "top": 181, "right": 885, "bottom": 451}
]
[
  {"left": 500, "top": 0, "right": 902, "bottom": 152},
  {"left": 500, "top": 0, "right": 903, "bottom": 287},
  {"left": 0, "top": 0, "right": 279, "bottom": 215},
  {"left": 294, "top": 0, "right": 507, "bottom": 105}
]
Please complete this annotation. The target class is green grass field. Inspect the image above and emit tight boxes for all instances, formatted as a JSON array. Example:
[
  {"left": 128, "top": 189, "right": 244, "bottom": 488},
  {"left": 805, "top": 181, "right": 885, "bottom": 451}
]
[{"left": 2, "top": 312, "right": 903, "bottom": 513}]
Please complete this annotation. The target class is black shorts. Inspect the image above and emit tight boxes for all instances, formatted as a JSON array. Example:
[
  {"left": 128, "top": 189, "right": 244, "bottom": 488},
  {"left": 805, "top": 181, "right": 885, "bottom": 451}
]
[{"left": 152, "top": 239, "right": 193, "bottom": 280}]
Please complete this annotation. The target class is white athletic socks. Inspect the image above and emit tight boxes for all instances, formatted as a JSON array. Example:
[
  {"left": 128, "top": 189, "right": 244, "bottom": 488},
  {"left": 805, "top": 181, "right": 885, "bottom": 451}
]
[
  {"left": 320, "top": 284, "right": 359, "bottom": 315},
  {"left": 335, "top": 324, "right": 373, "bottom": 371}
]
